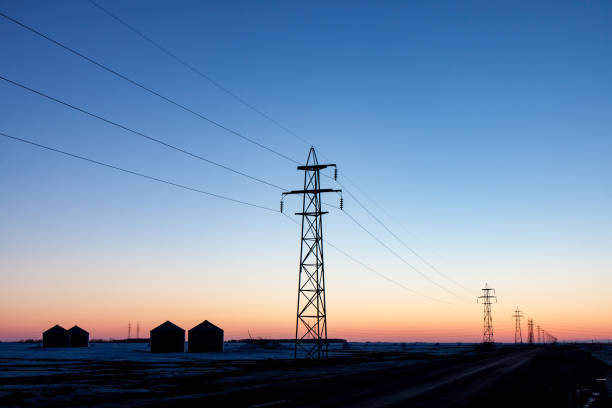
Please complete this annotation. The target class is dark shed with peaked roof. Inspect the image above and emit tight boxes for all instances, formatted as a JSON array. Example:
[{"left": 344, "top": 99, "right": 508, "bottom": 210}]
[
  {"left": 43, "top": 325, "right": 70, "bottom": 348},
  {"left": 150, "top": 321, "right": 185, "bottom": 353},
  {"left": 68, "top": 326, "right": 89, "bottom": 347},
  {"left": 188, "top": 320, "right": 224, "bottom": 353}
]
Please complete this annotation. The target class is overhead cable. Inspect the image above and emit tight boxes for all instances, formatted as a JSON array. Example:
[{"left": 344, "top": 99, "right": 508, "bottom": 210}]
[
  {"left": 0, "top": 131, "right": 277, "bottom": 212},
  {"left": 0, "top": 11, "right": 300, "bottom": 164},
  {"left": 0, "top": 75, "right": 285, "bottom": 191}
]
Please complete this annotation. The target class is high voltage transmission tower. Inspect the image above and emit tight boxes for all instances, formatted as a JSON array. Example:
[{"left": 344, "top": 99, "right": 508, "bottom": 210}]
[
  {"left": 528, "top": 319, "right": 534, "bottom": 344},
  {"left": 512, "top": 308, "right": 523, "bottom": 344},
  {"left": 282, "top": 147, "right": 341, "bottom": 359},
  {"left": 537, "top": 325, "right": 541, "bottom": 343},
  {"left": 477, "top": 283, "right": 497, "bottom": 344}
]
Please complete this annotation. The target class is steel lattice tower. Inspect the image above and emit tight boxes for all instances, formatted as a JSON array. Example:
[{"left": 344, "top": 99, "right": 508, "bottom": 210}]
[
  {"left": 527, "top": 319, "right": 534, "bottom": 344},
  {"left": 283, "top": 147, "right": 340, "bottom": 359},
  {"left": 477, "top": 283, "right": 497, "bottom": 344},
  {"left": 512, "top": 308, "right": 523, "bottom": 344}
]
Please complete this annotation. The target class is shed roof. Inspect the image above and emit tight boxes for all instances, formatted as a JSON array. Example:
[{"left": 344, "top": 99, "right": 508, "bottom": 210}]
[
  {"left": 151, "top": 321, "right": 184, "bottom": 333},
  {"left": 189, "top": 320, "right": 223, "bottom": 333},
  {"left": 68, "top": 325, "right": 88, "bottom": 335},
  {"left": 43, "top": 325, "right": 67, "bottom": 335}
]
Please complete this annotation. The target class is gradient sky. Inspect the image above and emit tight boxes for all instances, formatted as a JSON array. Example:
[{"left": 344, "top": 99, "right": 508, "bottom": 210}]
[{"left": 1, "top": 0, "right": 611, "bottom": 342}]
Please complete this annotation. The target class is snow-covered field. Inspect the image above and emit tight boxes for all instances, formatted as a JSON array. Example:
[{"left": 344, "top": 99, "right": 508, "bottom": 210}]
[
  {"left": 0, "top": 341, "right": 474, "bottom": 379},
  {"left": 0, "top": 342, "right": 606, "bottom": 406},
  {"left": 1, "top": 341, "right": 473, "bottom": 359},
  {"left": 0, "top": 341, "right": 472, "bottom": 365},
  {"left": 579, "top": 343, "right": 612, "bottom": 366},
  {"left": 0, "top": 342, "right": 491, "bottom": 406}
]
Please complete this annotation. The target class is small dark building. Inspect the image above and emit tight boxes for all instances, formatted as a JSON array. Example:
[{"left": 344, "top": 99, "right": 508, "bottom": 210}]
[
  {"left": 68, "top": 326, "right": 89, "bottom": 347},
  {"left": 150, "top": 321, "right": 185, "bottom": 353},
  {"left": 188, "top": 320, "right": 224, "bottom": 353},
  {"left": 42, "top": 325, "right": 70, "bottom": 348}
]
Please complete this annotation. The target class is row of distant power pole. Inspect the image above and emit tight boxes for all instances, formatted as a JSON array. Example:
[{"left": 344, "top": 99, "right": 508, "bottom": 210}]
[
  {"left": 525, "top": 318, "right": 558, "bottom": 345},
  {"left": 127, "top": 322, "right": 140, "bottom": 339},
  {"left": 285, "top": 149, "right": 560, "bottom": 359},
  {"left": 478, "top": 284, "right": 557, "bottom": 345}
]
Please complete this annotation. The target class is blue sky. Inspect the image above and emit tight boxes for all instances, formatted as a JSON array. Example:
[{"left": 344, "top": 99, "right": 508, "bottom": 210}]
[{"left": 0, "top": 1, "right": 610, "bottom": 340}]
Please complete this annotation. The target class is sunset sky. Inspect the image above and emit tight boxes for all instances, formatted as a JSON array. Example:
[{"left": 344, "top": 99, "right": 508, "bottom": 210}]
[{"left": 1, "top": 1, "right": 611, "bottom": 343}]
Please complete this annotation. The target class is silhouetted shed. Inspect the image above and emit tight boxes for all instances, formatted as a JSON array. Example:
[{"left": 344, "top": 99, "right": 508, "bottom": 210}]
[
  {"left": 68, "top": 326, "right": 89, "bottom": 347},
  {"left": 42, "top": 325, "right": 70, "bottom": 348},
  {"left": 188, "top": 320, "right": 224, "bottom": 353},
  {"left": 150, "top": 321, "right": 185, "bottom": 353}
]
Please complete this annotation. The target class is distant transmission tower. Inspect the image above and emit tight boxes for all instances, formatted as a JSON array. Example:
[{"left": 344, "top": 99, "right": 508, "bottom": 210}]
[
  {"left": 512, "top": 308, "right": 523, "bottom": 344},
  {"left": 537, "top": 325, "right": 541, "bottom": 343},
  {"left": 282, "top": 147, "right": 341, "bottom": 359},
  {"left": 528, "top": 319, "right": 534, "bottom": 344},
  {"left": 136, "top": 322, "right": 140, "bottom": 339},
  {"left": 477, "top": 283, "right": 497, "bottom": 344}
]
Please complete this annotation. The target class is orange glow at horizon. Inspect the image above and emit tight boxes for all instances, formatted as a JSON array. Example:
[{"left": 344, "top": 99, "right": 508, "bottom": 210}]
[
  {"left": 2, "top": 250, "right": 610, "bottom": 343},
  {"left": 2, "top": 309, "right": 610, "bottom": 343}
]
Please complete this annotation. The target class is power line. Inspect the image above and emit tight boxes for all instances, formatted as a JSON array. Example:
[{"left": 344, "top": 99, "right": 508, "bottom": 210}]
[
  {"left": 322, "top": 200, "right": 471, "bottom": 301},
  {"left": 342, "top": 209, "right": 472, "bottom": 303},
  {"left": 323, "top": 199, "right": 464, "bottom": 304},
  {"left": 323, "top": 203, "right": 465, "bottom": 299},
  {"left": 320, "top": 201, "right": 472, "bottom": 302},
  {"left": 327, "top": 240, "right": 470, "bottom": 306},
  {"left": 0, "top": 75, "right": 285, "bottom": 191},
  {"left": 79, "top": 3, "right": 470, "bottom": 299},
  {"left": 330, "top": 171, "right": 450, "bottom": 262},
  {"left": 335, "top": 179, "right": 474, "bottom": 295},
  {"left": 0, "top": 11, "right": 300, "bottom": 165},
  {"left": 0, "top": 131, "right": 277, "bottom": 212},
  {"left": 87, "top": 0, "right": 313, "bottom": 149},
  {"left": 85, "top": 1, "right": 463, "bottom": 290},
  {"left": 3, "top": 9, "right": 473, "bottom": 303},
  {"left": 282, "top": 213, "right": 469, "bottom": 306},
  {"left": 3, "top": 128, "right": 471, "bottom": 307},
  {"left": 3, "top": 8, "right": 469, "bottom": 304}
]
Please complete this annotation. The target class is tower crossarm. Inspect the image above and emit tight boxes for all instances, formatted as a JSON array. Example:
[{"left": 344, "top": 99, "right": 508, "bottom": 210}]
[
  {"left": 283, "top": 188, "right": 341, "bottom": 195},
  {"left": 297, "top": 164, "right": 336, "bottom": 171}
]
